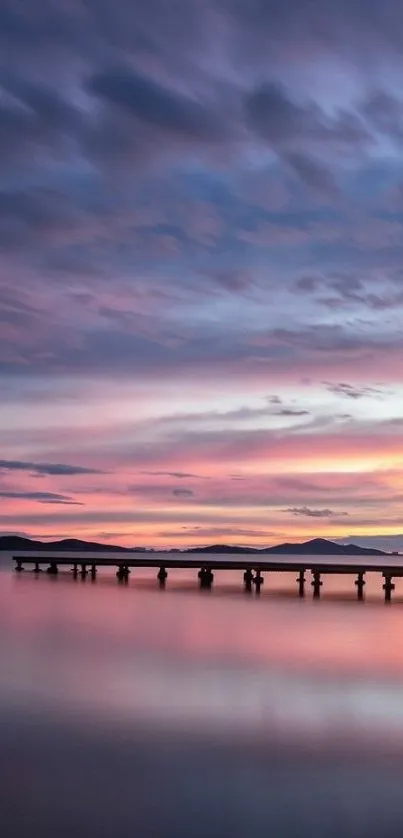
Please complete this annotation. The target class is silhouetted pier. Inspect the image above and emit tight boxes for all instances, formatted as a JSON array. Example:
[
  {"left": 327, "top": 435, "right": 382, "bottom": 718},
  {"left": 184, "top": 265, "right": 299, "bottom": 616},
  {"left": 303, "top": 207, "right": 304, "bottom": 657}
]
[{"left": 12, "top": 552, "right": 403, "bottom": 601}]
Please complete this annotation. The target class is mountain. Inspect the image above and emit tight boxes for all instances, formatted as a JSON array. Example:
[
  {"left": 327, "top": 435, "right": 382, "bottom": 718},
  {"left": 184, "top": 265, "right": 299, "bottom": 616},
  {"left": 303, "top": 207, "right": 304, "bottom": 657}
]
[
  {"left": 260, "top": 537, "right": 386, "bottom": 556},
  {"left": 186, "top": 538, "right": 387, "bottom": 556},
  {"left": 0, "top": 535, "right": 131, "bottom": 552},
  {"left": 0, "top": 536, "right": 42, "bottom": 551}
]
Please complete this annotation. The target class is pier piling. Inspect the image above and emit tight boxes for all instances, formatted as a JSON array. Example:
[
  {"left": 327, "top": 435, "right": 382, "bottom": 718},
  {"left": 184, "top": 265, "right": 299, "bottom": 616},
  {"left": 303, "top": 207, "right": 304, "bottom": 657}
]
[
  {"left": 253, "top": 570, "right": 264, "bottom": 594},
  {"left": 116, "top": 565, "right": 130, "bottom": 583},
  {"left": 383, "top": 573, "right": 395, "bottom": 603},
  {"left": 157, "top": 567, "right": 168, "bottom": 587},
  {"left": 297, "top": 569, "right": 305, "bottom": 597},
  {"left": 198, "top": 568, "right": 214, "bottom": 589},
  {"left": 355, "top": 572, "right": 365, "bottom": 601},
  {"left": 244, "top": 568, "right": 253, "bottom": 592},
  {"left": 312, "top": 570, "right": 322, "bottom": 599}
]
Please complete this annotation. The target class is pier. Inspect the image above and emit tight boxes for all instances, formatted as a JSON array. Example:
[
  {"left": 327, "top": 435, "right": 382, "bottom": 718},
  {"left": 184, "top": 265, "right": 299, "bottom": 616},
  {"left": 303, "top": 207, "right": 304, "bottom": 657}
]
[{"left": 11, "top": 552, "right": 403, "bottom": 602}]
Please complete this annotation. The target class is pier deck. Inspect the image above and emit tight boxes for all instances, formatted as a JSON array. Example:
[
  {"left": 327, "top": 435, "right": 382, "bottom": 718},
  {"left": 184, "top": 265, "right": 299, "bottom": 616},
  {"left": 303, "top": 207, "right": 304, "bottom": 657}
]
[{"left": 12, "top": 551, "right": 403, "bottom": 601}]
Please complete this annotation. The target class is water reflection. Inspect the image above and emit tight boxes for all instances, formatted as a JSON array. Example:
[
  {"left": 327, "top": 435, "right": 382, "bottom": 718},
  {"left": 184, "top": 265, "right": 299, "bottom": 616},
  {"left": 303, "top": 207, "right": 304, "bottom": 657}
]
[{"left": 2, "top": 563, "right": 403, "bottom": 836}]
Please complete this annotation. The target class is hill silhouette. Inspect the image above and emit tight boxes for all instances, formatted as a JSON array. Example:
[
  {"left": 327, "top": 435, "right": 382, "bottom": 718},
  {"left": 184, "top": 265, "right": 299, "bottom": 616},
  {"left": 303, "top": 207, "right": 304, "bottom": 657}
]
[
  {"left": 0, "top": 536, "right": 131, "bottom": 552},
  {"left": 260, "top": 537, "right": 386, "bottom": 556},
  {"left": 0, "top": 534, "right": 387, "bottom": 556},
  {"left": 185, "top": 537, "right": 386, "bottom": 556}
]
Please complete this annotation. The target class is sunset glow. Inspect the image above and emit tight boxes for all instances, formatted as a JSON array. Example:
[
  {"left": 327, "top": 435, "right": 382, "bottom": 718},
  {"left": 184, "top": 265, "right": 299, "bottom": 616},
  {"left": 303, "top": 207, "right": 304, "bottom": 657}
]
[{"left": 1, "top": 1, "right": 403, "bottom": 550}]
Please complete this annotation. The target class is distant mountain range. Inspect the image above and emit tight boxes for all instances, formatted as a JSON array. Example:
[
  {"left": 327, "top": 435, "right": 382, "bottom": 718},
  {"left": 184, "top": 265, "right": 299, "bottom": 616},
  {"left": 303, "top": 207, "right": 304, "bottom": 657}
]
[
  {"left": 0, "top": 534, "right": 388, "bottom": 555},
  {"left": 186, "top": 537, "right": 387, "bottom": 556}
]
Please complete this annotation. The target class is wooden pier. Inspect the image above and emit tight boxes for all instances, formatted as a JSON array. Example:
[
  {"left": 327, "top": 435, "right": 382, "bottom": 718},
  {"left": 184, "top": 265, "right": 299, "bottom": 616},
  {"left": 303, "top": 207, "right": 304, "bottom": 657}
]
[{"left": 11, "top": 552, "right": 403, "bottom": 602}]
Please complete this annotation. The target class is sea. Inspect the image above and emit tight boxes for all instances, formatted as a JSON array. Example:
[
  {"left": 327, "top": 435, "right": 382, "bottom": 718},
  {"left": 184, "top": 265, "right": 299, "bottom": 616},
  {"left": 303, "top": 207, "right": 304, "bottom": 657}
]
[{"left": 2, "top": 551, "right": 403, "bottom": 837}]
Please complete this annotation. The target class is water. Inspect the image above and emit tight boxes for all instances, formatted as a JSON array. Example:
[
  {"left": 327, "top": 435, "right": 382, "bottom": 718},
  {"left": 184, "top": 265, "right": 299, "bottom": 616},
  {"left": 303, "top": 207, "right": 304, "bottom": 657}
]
[{"left": 2, "top": 554, "right": 403, "bottom": 837}]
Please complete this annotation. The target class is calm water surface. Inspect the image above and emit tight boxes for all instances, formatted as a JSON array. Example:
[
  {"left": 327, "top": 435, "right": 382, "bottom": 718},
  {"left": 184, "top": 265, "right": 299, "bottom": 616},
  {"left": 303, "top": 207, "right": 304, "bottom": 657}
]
[{"left": 2, "top": 553, "right": 403, "bottom": 837}]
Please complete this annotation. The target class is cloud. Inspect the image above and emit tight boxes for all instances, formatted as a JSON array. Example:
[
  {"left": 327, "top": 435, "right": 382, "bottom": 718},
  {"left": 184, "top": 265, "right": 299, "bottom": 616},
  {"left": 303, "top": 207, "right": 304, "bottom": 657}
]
[
  {"left": 88, "top": 66, "right": 226, "bottom": 144},
  {"left": 1, "top": 0, "right": 403, "bottom": 549},
  {"left": 158, "top": 526, "right": 277, "bottom": 539},
  {"left": 244, "top": 81, "right": 368, "bottom": 190},
  {"left": 286, "top": 507, "right": 349, "bottom": 518},
  {"left": 0, "top": 82, "right": 81, "bottom": 170},
  {"left": 0, "top": 508, "right": 283, "bottom": 527},
  {"left": 0, "top": 186, "right": 84, "bottom": 251},
  {"left": 134, "top": 402, "right": 311, "bottom": 435},
  {"left": 276, "top": 409, "right": 310, "bottom": 417},
  {"left": 362, "top": 91, "right": 403, "bottom": 141},
  {"left": 294, "top": 276, "right": 320, "bottom": 294},
  {"left": 0, "top": 460, "right": 105, "bottom": 476},
  {"left": 0, "top": 491, "right": 80, "bottom": 504},
  {"left": 284, "top": 152, "right": 337, "bottom": 194},
  {"left": 324, "top": 382, "right": 385, "bottom": 400},
  {"left": 139, "top": 471, "right": 204, "bottom": 479},
  {"left": 38, "top": 499, "right": 84, "bottom": 506},
  {"left": 317, "top": 272, "right": 403, "bottom": 312},
  {"left": 172, "top": 488, "right": 194, "bottom": 497},
  {"left": 210, "top": 269, "right": 255, "bottom": 293}
]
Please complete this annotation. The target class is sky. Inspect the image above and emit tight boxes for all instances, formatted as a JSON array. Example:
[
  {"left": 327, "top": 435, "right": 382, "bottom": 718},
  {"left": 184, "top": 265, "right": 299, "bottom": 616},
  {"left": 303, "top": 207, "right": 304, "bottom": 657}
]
[{"left": 1, "top": 0, "right": 403, "bottom": 550}]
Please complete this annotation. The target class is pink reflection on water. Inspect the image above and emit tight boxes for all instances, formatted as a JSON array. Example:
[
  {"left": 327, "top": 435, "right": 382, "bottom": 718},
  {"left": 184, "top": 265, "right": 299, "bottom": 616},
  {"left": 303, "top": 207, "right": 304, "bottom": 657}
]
[
  {"left": 2, "top": 567, "right": 403, "bottom": 677},
  {"left": 2, "top": 565, "right": 403, "bottom": 754}
]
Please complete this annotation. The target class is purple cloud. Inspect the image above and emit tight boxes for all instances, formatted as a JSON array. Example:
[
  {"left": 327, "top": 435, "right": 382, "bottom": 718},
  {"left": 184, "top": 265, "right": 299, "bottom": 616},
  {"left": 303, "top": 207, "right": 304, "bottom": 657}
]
[
  {"left": 0, "top": 460, "right": 105, "bottom": 476},
  {"left": 286, "top": 507, "right": 349, "bottom": 518},
  {"left": 0, "top": 491, "right": 81, "bottom": 504}
]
